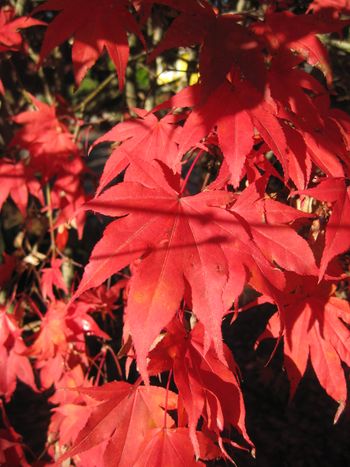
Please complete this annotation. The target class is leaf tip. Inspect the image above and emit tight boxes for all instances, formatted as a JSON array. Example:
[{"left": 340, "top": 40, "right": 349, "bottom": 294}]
[{"left": 334, "top": 400, "right": 346, "bottom": 424}]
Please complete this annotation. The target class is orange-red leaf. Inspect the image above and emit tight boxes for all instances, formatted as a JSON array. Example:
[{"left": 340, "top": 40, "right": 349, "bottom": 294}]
[{"left": 58, "top": 382, "right": 177, "bottom": 466}]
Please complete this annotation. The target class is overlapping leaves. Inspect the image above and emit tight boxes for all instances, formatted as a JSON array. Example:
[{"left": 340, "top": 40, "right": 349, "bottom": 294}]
[{"left": 1, "top": 0, "right": 350, "bottom": 465}]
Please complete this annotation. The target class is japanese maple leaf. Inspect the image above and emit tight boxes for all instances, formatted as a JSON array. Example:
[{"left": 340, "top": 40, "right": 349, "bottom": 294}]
[
  {"left": 73, "top": 161, "right": 229, "bottom": 377},
  {"left": 50, "top": 157, "right": 88, "bottom": 238},
  {"left": 91, "top": 109, "right": 183, "bottom": 194},
  {"left": 58, "top": 382, "right": 177, "bottom": 467},
  {"left": 0, "top": 159, "right": 41, "bottom": 216},
  {"left": 29, "top": 300, "right": 108, "bottom": 387},
  {"left": 50, "top": 377, "right": 109, "bottom": 467},
  {"left": 73, "top": 158, "right": 286, "bottom": 380},
  {"left": 155, "top": 75, "right": 289, "bottom": 188},
  {"left": 296, "top": 177, "right": 350, "bottom": 279},
  {"left": 54, "top": 187, "right": 87, "bottom": 239},
  {"left": 299, "top": 126, "right": 346, "bottom": 180},
  {"left": 134, "top": 0, "right": 213, "bottom": 31},
  {"left": 307, "top": 0, "right": 350, "bottom": 16},
  {"left": 75, "top": 280, "right": 128, "bottom": 319},
  {"left": 251, "top": 10, "right": 349, "bottom": 85},
  {"left": 279, "top": 124, "right": 312, "bottom": 190},
  {"left": 49, "top": 366, "right": 99, "bottom": 453},
  {"left": 53, "top": 404, "right": 95, "bottom": 451},
  {"left": 75, "top": 156, "right": 316, "bottom": 380},
  {"left": 329, "top": 107, "right": 350, "bottom": 152},
  {"left": 41, "top": 258, "right": 68, "bottom": 301},
  {"left": 150, "top": 8, "right": 266, "bottom": 94},
  {"left": 266, "top": 53, "right": 324, "bottom": 132},
  {"left": 0, "top": 306, "right": 36, "bottom": 401},
  {"left": 0, "top": 7, "right": 44, "bottom": 96},
  {"left": 148, "top": 319, "right": 253, "bottom": 458},
  {"left": 0, "top": 6, "right": 44, "bottom": 53},
  {"left": 133, "top": 427, "right": 220, "bottom": 467},
  {"left": 0, "top": 427, "right": 30, "bottom": 467},
  {"left": 257, "top": 274, "right": 350, "bottom": 421},
  {"left": 29, "top": 301, "right": 69, "bottom": 362},
  {"left": 230, "top": 177, "right": 317, "bottom": 276},
  {"left": 11, "top": 95, "right": 79, "bottom": 174},
  {"left": 29, "top": 301, "right": 71, "bottom": 387},
  {"left": 269, "top": 69, "right": 349, "bottom": 182},
  {"left": 35, "top": 0, "right": 143, "bottom": 87},
  {"left": 147, "top": 1, "right": 214, "bottom": 63}
]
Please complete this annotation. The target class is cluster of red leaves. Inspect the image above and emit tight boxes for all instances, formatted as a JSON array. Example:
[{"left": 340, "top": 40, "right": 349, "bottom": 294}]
[
  {"left": 0, "top": 0, "right": 350, "bottom": 465},
  {"left": 0, "top": 5, "right": 45, "bottom": 94}
]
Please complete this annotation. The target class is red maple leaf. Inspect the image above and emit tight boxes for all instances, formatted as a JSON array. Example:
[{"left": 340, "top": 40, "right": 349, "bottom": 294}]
[
  {"left": 91, "top": 109, "right": 183, "bottom": 194},
  {"left": 0, "top": 7, "right": 44, "bottom": 96},
  {"left": 50, "top": 156, "right": 88, "bottom": 239},
  {"left": 49, "top": 365, "right": 99, "bottom": 456},
  {"left": 9, "top": 94, "right": 87, "bottom": 234},
  {"left": 73, "top": 160, "right": 232, "bottom": 378},
  {"left": 296, "top": 177, "right": 350, "bottom": 279},
  {"left": 149, "top": 6, "right": 266, "bottom": 94},
  {"left": 57, "top": 381, "right": 178, "bottom": 466},
  {"left": 75, "top": 280, "right": 128, "bottom": 319},
  {"left": 307, "top": 0, "right": 350, "bottom": 17},
  {"left": 35, "top": 0, "right": 144, "bottom": 87},
  {"left": 0, "top": 426, "right": 30, "bottom": 467},
  {"left": 269, "top": 68, "right": 350, "bottom": 182},
  {"left": 252, "top": 10, "right": 349, "bottom": 85},
  {"left": 148, "top": 319, "right": 253, "bottom": 459},
  {"left": 0, "top": 306, "right": 36, "bottom": 401},
  {"left": 29, "top": 300, "right": 109, "bottom": 387},
  {"left": 257, "top": 274, "right": 350, "bottom": 421},
  {"left": 230, "top": 177, "right": 317, "bottom": 276},
  {"left": 11, "top": 94, "right": 80, "bottom": 175},
  {"left": 266, "top": 53, "right": 324, "bottom": 133},
  {"left": 0, "top": 6, "right": 44, "bottom": 53},
  {"left": 133, "top": 427, "right": 220, "bottom": 466},
  {"left": 147, "top": 0, "right": 214, "bottom": 62},
  {"left": 0, "top": 159, "right": 41, "bottom": 216},
  {"left": 150, "top": 5, "right": 350, "bottom": 189},
  {"left": 73, "top": 157, "right": 306, "bottom": 380},
  {"left": 41, "top": 258, "right": 68, "bottom": 301},
  {"left": 155, "top": 76, "right": 289, "bottom": 188}
]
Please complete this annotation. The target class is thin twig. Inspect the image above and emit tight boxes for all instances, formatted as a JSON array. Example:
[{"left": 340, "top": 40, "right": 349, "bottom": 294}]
[
  {"left": 72, "top": 51, "right": 148, "bottom": 113},
  {"left": 73, "top": 73, "right": 118, "bottom": 113},
  {"left": 45, "top": 183, "right": 56, "bottom": 258}
]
